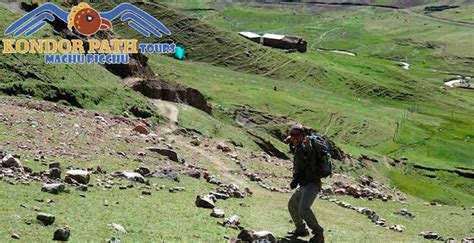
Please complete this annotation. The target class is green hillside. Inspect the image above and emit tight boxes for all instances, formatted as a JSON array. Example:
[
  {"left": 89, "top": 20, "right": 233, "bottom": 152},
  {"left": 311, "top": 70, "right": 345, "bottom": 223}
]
[{"left": 0, "top": 0, "right": 473, "bottom": 242}]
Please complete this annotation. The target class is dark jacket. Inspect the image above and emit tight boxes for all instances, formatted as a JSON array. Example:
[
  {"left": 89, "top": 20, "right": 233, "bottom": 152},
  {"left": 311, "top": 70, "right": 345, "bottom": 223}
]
[{"left": 292, "top": 142, "right": 321, "bottom": 187}]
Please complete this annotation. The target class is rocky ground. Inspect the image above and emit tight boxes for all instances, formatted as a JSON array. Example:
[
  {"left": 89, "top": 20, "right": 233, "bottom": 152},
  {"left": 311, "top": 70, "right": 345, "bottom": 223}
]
[{"left": 0, "top": 97, "right": 472, "bottom": 242}]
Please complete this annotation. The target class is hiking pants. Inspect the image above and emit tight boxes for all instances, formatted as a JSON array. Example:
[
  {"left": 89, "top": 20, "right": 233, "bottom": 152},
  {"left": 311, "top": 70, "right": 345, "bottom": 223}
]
[{"left": 288, "top": 182, "right": 324, "bottom": 236}]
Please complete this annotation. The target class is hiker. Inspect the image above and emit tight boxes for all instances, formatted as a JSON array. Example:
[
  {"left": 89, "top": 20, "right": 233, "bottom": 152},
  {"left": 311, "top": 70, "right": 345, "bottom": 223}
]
[{"left": 285, "top": 123, "right": 325, "bottom": 243}]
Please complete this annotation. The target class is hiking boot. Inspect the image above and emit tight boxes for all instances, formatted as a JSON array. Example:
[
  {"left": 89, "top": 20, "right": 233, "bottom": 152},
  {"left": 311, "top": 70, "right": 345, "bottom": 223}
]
[
  {"left": 309, "top": 234, "right": 325, "bottom": 243},
  {"left": 287, "top": 228, "right": 310, "bottom": 237}
]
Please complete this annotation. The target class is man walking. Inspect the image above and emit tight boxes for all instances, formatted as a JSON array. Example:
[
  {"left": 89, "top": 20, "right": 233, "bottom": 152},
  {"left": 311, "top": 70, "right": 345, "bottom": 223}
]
[{"left": 285, "top": 124, "right": 325, "bottom": 243}]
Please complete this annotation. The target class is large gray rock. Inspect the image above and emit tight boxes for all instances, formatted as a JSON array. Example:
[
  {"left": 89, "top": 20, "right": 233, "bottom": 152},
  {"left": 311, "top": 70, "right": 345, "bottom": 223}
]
[
  {"left": 37, "top": 213, "right": 55, "bottom": 226},
  {"left": 53, "top": 227, "right": 70, "bottom": 241},
  {"left": 42, "top": 183, "right": 66, "bottom": 194},
  {"left": 195, "top": 195, "right": 216, "bottom": 209},
  {"left": 65, "top": 170, "right": 90, "bottom": 184}
]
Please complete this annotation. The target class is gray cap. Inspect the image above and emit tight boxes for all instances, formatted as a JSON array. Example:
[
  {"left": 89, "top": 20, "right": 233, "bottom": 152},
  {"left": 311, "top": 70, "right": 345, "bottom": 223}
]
[{"left": 289, "top": 123, "right": 305, "bottom": 135}]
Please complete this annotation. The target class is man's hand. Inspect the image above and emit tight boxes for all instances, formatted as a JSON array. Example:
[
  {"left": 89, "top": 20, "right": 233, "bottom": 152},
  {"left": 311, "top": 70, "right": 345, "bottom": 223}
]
[
  {"left": 303, "top": 136, "right": 310, "bottom": 145},
  {"left": 284, "top": 135, "right": 292, "bottom": 144},
  {"left": 290, "top": 178, "right": 299, "bottom": 189}
]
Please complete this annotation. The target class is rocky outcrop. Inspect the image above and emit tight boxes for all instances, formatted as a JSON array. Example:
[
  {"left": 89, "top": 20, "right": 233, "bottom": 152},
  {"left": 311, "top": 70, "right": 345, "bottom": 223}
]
[{"left": 131, "top": 78, "right": 212, "bottom": 114}]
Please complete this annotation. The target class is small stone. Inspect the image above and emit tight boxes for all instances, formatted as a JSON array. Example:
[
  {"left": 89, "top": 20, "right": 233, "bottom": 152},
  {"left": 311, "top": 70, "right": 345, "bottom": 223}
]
[
  {"left": 147, "top": 147, "right": 183, "bottom": 163},
  {"left": 53, "top": 226, "right": 70, "bottom": 241},
  {"left": 119, "top": 171, "right": 145, "bottom": 183},
  {"left": 183, "top": 169, "right": 201, "bottom": 179},
  {"left": 37, "top": 213, "right": 55, "bottom": 226},
  {"left": 141, "top": 191, "right": 151, "bottom": 196},
  {"left": 41, "top": 183, "right": 65, "bottom": 194},
  {"left": 195, "top": 195, "right": 215, "bottom": 209},
  {"left": 132, "top": 124, "right": 150, "bottom": 135},
  {"left": 238, "top": 229, "right": 276, "bottom": 242},
  {"left": 169, "top": 187, "right": 185, "bottom": 193},
  {"left": 48, "top": 168, "right": 62, "bottom": 180},
  {"left": 211, "top": 208, "right": 225, "bottom": 218},
  {"left": 2, "top": 154, "right": 21, "bottom": 168},
  {"left": 76, "top": 185, "right": 88, "bottom": 192},
  {"left": 420, "top": 231, "right": 439, "bottom": 240},
  {"left": 11, "top": 233, "right": 21, "bottom": 240},
  {"left": 108, "top": 237, "right": 121, "bottom": 243},
  {"left": 103, "top": 200, "right": 110, "bottom": 206},
  {"left": 134, "top": 167, "right": 151, "bottom": 176},
  {"left": 111, "top": 223, "right": 127, "bottom": 234},
  {"left": 65, "top": 170, "right": 91, "bottom": 184},
  {"left": 389, "top": 225, "right": 403, "bottom": 232},
  {"left": 217, "top": 143, "right": 231, "bottom": 152},
  {"left": 223, "top": 215, "right": 240, "bottom": 227}
]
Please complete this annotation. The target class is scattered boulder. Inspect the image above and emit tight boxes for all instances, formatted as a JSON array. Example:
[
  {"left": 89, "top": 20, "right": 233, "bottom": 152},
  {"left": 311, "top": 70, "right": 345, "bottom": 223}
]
[
  {"left": 53, "top": 227, "right": 70, "bottom": 241},
  {"left": 210, "top": 192, "right": 230, "bottom": 200},
  {"left": 147, "top": 147, "right": 183, "bottom": 163},
  {"left": 195, "top": 195, "right": 216, "bottom": 209},
  {"left": 321, "top": 185, "right": 334, "bottom": 195},
  {"left": 2, "top": 154, "right": 21, "bottom": 168},
  {"left": 65, "top": 170, "right": 91, "bottom": 184},
  {"left": 223, "top": 215, "right": 241, "bottom": 229},
  {"left": 152, "top": 168, "right": 179, "bottom": 182},
  {"left": 357, "top": 175, "right": 373, "bottom": 186},
  {"left": 134, "top": 167, "right": 151, "bottom": 177},
  {"left": 37, "top": 213, "right": 55, "bottom": 226},
  {"left": 462, "top": 237, "right": 474, "bottom": 243},
  {"left": 238, "top": 230, "right": 276, "bottom": 242},
  {"left": 389, "top": 225, "right": 403, "bottom": 232},
  {"left": 420, "top": 231, "right": 439, "bottom": 240},
  {"left": 48, "top": 168, "right": 62, "bottom": 180},
  {"left": 76, "top": 185, "right": 88, "bottom": 192},
  {"left": 183, "top": 168, "right": 201, "bottom": 179},
  {"left": 132, "top": 124, "right": 150, "bottom": 135},
  {"left": 211, "top": 208, "right": 225, "bottom": 218},
  {"left": 394, "top": 209, "right": 415, "bottom": 218},
  {"left": 42, "top": 183, "right": 66, "bottom": 194},
  {"left": 115, "top": 171, "right": 145, "bottom": 183},
  {"left": 111, "top": 223, "right": 127, "bottom": 234},
  {"left": 108, "top": 237, "right": 121, "bottom": 243},
  {"left": 217, "top": 143, "right": 231, "bottom": 152},
  {"left": 169, "top": 187, "right": 185, "bottom": 193},
  {"left": 247, "top": 173, "right": 262, "bottom": 182}
]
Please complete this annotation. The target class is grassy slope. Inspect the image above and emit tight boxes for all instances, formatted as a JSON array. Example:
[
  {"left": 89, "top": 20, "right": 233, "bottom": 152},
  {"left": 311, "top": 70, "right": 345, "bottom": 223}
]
[
  {"left": 94, "top": 0, "right": 325, "bottom": 85},
  {"left": 141, "top": 2, "right": 474, "bottom": 205},
  {"left": 0, "top": 7, "right": 159, "bottom": 119},
  {"left": 0, "top": 105, "right": 471, "bottom": 242}
]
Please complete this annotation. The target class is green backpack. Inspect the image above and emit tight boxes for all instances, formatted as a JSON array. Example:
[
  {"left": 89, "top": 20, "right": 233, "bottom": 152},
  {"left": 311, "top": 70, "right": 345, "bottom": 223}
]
[{"left": 309, "top": 134, "right": 333, "bottom": 178}]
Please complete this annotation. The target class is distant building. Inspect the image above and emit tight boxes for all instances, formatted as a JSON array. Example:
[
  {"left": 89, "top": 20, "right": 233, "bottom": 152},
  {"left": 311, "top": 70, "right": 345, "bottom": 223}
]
[
  {"left": 262, "top": 33, "right": 307, "bottom": 53},
  {"left": 238, "top": 32, "right": 261, "bottom": 43}
]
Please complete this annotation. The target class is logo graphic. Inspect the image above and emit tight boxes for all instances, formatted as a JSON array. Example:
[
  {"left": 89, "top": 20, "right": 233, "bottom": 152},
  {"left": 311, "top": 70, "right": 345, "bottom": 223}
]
[
  {"left": 4, "top": 2, "right": 171, "bottom": 38},
  {"left": 2, "top": 2, "right": 177, "bottom": 65}
]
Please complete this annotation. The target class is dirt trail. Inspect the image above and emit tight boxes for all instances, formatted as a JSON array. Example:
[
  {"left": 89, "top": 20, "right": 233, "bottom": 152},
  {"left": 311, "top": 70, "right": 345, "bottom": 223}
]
[
  {"left": 152, "top": 99, "right": 179, "bottom": 133},
  {"left": 179, "top": 139, "right": 254, "bottom": 189}
]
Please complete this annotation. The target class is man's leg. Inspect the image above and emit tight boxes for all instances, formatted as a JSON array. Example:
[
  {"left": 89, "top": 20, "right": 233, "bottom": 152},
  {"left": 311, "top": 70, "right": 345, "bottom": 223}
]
[
  {"left": 288, "top": 187, "right": 306, "bottom": 232},
  {"left": 298, "top": 183, "right": 324, "bottom": 237}
]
